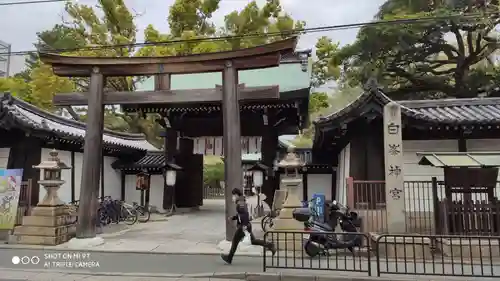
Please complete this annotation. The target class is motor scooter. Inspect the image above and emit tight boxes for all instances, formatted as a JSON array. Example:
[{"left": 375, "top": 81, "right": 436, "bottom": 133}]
[{"left": 292, "top": 200, "right": 362, "bottom": 257}]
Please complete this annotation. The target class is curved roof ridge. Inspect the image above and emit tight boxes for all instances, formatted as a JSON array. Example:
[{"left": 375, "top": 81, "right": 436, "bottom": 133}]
[
  {"left": 313, "top": 88, "right": 431, "bottom": 125},
  {"left": 2, "top": 92, "right": 148, "bottom": 141}
]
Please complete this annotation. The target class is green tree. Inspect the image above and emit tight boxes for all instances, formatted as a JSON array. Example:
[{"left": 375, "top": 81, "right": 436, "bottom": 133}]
[
  {"left": 327, "top": 0, "right": 500, "bottom": 99},
  {"left": 311, "top": 36, "right": 341, "bottom": 88},
  {"left": 5, "top": 0, "right": 306, "bottom": 147},
  {"left": 309, "top": 92, "right": 329, "bottom": 114},
  {"left": 203, "top": 162, "right": 224, "bottom": 187},
  {"left": 292, "top": 86, "right": 362, "bottom": 147}
]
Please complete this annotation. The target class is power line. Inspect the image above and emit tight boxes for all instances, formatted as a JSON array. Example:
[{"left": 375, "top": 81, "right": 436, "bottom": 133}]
[
  {"left": 1, "top": 11, "right": 496, "bottom": 56},
  {"left": 0, "top": 0, "right": 66, "bottom": 6}
]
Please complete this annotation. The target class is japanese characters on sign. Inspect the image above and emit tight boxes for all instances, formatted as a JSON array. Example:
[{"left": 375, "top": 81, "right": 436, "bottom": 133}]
[
  {"left": 388, "top": 144, "right": 400, "bottom": 156},
  {"left": 387, "top": 122, "right": 400, "bottom": 135},
  {"left": 384, "top": 102, "right": 404, "bottom": 199},
  {"left": 389, "top": 187, "right": 403, "bottom": 200},
  {"left": 388, "top": 165, "right": 402, "bottom": 177},
  {"left": 383, "top": 102, "right": 405, "bottom": 231}
]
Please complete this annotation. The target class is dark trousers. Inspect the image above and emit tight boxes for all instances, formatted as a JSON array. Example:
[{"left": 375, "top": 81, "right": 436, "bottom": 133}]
[{"left": 227, "top": 224, "right": 273, "bottom": 261}]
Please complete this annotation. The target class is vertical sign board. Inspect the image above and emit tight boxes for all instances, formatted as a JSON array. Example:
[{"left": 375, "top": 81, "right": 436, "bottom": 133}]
[
  {"left": 0, "top": 169, "right": 23, "bottom": 230},
  {"left": 311, "top": 193, "right": 325, "bottom": 223},
  {"left": 383, "top": 102, "right": 406, "bottom": 233}
]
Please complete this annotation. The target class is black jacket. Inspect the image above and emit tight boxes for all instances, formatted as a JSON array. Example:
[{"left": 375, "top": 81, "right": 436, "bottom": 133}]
[{"left": 231, "top": 196, "right": 250, "bottom": 226}]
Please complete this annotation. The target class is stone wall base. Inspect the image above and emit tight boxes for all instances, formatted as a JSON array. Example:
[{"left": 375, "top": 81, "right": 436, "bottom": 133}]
[
  {"left": 437, "top": 238, "right": 500, "bottom": 259},
  {"left": 370, "top": 232, "right": 432, "bottom": 258},
  {"left": 10, "top": 205, "right": 76, "bottom": 246}
]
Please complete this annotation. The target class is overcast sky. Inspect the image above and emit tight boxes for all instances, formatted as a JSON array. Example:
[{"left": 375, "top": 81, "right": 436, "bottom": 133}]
[{"left": 0, "top": 0, "right": 385, "bottom": 75}]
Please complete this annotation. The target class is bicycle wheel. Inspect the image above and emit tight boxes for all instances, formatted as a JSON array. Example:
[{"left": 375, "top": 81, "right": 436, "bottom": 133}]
[
  {"left": 136, "top": 206, "right": 151, "bottom": 223},
  {"left": 261, "top": 214, "right": 274, "bottom": 232},
  {"left": 98, "top": 208, "right": 110, "bottom": 226},
  {"left": 122, "top": 206, "right": 138, "bottom": 225}
]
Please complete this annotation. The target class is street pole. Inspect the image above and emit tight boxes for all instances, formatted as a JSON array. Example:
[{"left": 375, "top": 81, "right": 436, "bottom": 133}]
[{"left": 222, "top": 60, "right": 243, "bottom": 241}]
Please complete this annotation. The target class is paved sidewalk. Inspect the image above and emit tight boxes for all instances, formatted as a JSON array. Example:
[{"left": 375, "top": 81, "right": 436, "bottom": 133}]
[{"left": 47, "top": 199, "right": 265, "bottom": 256}]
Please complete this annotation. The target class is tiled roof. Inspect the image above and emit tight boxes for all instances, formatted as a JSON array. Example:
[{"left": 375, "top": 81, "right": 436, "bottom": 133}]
[
  {"left": 0, "top": 93, "right": 158, "bottom": 151},
  {"left": 315, "top": 89, "right": 500, "bottom": 126},
  {"left": 399, "top": 98, "right": 500, "bottom": 124}
]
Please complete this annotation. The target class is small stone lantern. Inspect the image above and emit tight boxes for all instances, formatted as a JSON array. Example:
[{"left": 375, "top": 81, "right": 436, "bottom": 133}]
[
  {"left": 33, "top": 149, "right": 71, "bottom": 206},
  {"left": 276, "top": 147, "right": 305, "bottom": 215},
  {"left": 272, "top": 147, "right": 305, "bottom": 233}
]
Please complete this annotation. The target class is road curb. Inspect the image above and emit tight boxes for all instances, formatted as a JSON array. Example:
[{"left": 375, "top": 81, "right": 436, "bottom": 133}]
[
  {"left": 0, "top": 244, "right": 263, "bottom": 257},
  {"left": 0, "top": 268, "right": 460, "bottom": 281}
]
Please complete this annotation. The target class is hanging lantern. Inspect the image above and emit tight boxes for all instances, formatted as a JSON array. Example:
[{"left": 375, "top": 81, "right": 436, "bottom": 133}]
[{"left": 136, "top": 171, "right": 150, "bottom": 190}]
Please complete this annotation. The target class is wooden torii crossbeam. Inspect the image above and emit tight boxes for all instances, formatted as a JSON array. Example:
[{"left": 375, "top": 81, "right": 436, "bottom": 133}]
[
  {"left": 39, "top": 37, "right": 298, "bottom": 241},
  {"left": 52, "top": 84, "right": 279, "bottom": 106}
]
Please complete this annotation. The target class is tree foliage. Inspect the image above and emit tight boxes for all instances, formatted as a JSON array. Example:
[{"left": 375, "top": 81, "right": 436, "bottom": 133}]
[
  {"left": 0, "top": 0, "right": 307, "bottom": 148},
  {"left": 324, "top": 0, "right": 500, "bottom": 99},
  {"left": 203, "top": 162, "right": 224, "bottom": 187}
]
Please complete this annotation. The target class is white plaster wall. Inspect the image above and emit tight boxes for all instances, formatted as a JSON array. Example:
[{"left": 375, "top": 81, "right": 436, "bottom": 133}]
[
  {"left": 102, "top": 156, "right": 121, "bottom": 199},
  {"left": 39, "top": 149, "right": 122, "bottom": 204},
  {"left": 125, "top": 175, "right": 141, "bottom": 205},
  {"left": 149, "top": 175, "right": 166, "bottom": 212},
  {"left": 0, "top": 148, "right": 9, "bottom": 168},
  {"left": 402, "top": 140, "right": 458, "bottom": 212},
  {"left": 336, "top": 143, "right": 350, "bottom": 205},
  {"left": 73, "top": 152, "right": 83, "bottom": 202},
  {"left": 403, "top": 140, "right": 458, "bottom": 182},
  {"left": 307, "top": 174, "right": 332, "bottom": 201},
  {"left": 124, "top": 174, "right": 165, "bottom": 211}
]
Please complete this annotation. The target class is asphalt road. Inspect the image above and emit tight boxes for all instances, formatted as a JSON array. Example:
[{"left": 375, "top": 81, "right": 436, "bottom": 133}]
[
  {"left": 1, "top": 248, "right": 500, "bottom": 280},
  {"left": 0, "top": 248, "right": 261, "bottom": 274}
]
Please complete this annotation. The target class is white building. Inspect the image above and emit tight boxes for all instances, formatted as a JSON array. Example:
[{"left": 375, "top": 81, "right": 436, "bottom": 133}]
[
  {"left": 312, "top": 89, "right": 500, "bottom": 232},
  {"left": 0, "top": 92, "right": 157, "bottom": 208}
]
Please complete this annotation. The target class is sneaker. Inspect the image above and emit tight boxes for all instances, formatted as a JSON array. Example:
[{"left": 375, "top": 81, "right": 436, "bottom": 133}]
[{"left": 220, "top": 254, "right": 232, "bottom": 264}]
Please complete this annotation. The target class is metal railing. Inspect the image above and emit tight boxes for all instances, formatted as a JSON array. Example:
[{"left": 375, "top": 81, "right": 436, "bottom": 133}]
[
  {"left": 203, "top": 185, "right": 224, "bottom": 199},
  {"left": 346, "top": 178, "right": 500, "bottom": 235},
  {"left": 263, "top": 231, "right": 371, "bottom": 275},
  {"left": 375, "top": 234, "right": 500, "bottom": 277},
  {"left": 263, "top": 230, "right": 500, "bottom": 278},
  {"left": 15, "top": 179, "right": 33, "bottom": 225}
]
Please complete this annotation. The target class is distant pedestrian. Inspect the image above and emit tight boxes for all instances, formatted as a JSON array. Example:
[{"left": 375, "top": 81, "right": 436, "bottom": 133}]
[{"left": 221, "top": 188, "right": 276, "bottom": 264}]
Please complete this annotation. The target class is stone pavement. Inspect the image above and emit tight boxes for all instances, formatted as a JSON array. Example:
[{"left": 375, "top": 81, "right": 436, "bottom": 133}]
[{"left": 52, "top": 199, "right": 265, "bottom": 256}]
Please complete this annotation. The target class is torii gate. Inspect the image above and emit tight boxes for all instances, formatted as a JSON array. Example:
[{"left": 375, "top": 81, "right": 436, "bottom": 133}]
[{"left": 39, "top": 37, "right": 297, "bottom": 240}]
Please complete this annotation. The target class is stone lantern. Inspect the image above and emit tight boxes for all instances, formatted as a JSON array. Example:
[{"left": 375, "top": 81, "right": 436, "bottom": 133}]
[
  {"left": 271, "top": 147, "right": 305, "bottom": 249},
  {"left": 33, "top": 149, "right": 71, "bottom": 206},
  {"left": 11, "top": 149, "right": 76, "bottom": 246}
]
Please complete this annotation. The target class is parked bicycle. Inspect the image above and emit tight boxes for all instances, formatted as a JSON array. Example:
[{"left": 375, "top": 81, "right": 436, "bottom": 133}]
[
  {"left": 101, "top": 196, "right": 138, "bottom": 225},
  {"left": 123, "top": 201, "right": 150, "bottom": 223},
  {"left": 66, "top": 197, "right": 141, "bottom": 226}
]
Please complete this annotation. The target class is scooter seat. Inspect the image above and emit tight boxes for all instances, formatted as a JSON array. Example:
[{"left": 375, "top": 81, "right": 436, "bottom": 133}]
[{"left": 311, "top": 221, "right": 333, "bottom": 231}]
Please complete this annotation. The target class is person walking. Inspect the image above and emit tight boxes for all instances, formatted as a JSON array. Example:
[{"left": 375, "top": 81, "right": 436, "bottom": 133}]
[{"left": 221, "top": 188, "right": 276, "bottom": 264}]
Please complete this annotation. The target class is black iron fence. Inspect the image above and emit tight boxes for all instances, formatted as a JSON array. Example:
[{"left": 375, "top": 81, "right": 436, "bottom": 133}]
[
  {"left": 263, "top": 231, "right": 371, "bottom": 275},
  {"left": 375, "top": 234, "right": 500, "bottom": 277},
  {"left": 263, "top": 230, "right": 500, "bottom": 278}
]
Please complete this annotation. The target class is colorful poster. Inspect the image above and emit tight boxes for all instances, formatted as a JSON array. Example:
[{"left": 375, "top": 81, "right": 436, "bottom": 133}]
[{"left": 0, "top": 169, "right": 23, "bottom": 230}]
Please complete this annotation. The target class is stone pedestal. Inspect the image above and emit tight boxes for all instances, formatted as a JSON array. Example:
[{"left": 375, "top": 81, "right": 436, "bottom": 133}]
[
  {"left": 271, "top": 179, "right": 305, "bottom": 251},
  {"left": 371, "top": 232, "right": 432, "bottom": 259},
  {"left": 10, "top": 205, "right": 76, "bottom": 245}
]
